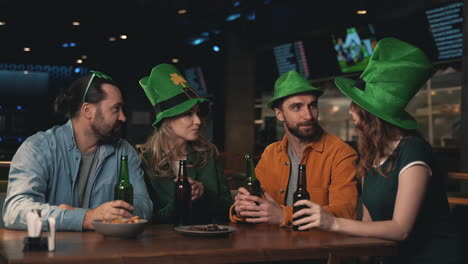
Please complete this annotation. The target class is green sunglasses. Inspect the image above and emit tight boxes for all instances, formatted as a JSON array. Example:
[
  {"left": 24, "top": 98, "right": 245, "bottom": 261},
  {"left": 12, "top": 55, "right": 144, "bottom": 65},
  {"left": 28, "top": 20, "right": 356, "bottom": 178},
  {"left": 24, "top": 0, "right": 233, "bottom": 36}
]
[{"left": 82, "top": 70, "right": 113, "bottom": 103}]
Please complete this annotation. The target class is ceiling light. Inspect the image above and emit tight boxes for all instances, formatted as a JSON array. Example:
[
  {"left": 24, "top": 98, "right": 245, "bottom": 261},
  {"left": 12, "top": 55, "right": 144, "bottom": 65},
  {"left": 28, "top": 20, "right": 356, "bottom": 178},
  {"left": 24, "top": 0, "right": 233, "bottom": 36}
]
[
  {"left": 0, "top": 22, "right": 6, "bottom": 26},
  {"left": 76, "top": 59, "right": 83, "bottom": 64},
  {"left": 178, "top": 9, "right": 187, "bottom": 14},
  {"left": 172, "top": 58, "right": 179, "bottom": 63},
  {"left": 120, "top": 35, "right": 128, "bottom": 40},
  {"left": 109, "top": 37, "right": 116, "bottom": 41},
  {"left": 226, "top": 13, "right": 241, "bottom": 22},
  {"left": 81, "top": 55, "right": 88, "bottom": 59},
  {"left": 72, "top": 21, "right": 80, "bottom": 26},
  {"left": 24, "top": 47, "right": 31, "bottom": 52},
  {"left": 357, "top": 10, "right": 367, "bottom": 15}
]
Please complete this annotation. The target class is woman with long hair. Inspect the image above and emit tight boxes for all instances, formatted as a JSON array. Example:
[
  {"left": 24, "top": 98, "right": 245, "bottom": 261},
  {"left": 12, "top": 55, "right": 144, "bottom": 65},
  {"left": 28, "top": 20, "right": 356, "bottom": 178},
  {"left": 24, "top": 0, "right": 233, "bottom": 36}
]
[
  {"left": 138, "top": 64, "right": 233, "bottom": 224},
  {"left": 292, "top": 38, "right": 464, "bottom": 263}
]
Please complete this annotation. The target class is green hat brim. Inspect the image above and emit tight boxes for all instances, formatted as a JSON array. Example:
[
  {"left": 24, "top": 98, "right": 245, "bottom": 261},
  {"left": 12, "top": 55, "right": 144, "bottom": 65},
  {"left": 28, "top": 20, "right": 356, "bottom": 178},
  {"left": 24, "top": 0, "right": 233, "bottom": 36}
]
[
  {"left": 152, "top": 97, "right": 209, "bottom": 128},
  {"left": 267, "top": 86, "right": 324, "bottom": 109},
  {"left": 335, "top": 77, "right": 419, "bottom": 129}
]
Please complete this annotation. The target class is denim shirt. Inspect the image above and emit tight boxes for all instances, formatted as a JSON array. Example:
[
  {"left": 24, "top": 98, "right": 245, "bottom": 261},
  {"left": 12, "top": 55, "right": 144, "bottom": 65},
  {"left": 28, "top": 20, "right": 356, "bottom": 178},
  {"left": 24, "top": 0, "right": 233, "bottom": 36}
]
[{"left": 2, "top": 120, "right": 152, "bottom": 231}]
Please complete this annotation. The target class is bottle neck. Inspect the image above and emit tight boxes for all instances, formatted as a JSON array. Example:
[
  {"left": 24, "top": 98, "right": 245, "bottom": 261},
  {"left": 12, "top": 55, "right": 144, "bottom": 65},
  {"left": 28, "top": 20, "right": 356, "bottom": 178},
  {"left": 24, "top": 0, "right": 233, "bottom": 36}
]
[
  {"left": 296, "top": 166, "right": 306, "bottom": 189},
  {"left": 178, "top": 160, "right": 188, "bottom": 180},
  {"left": 119, "top": 159, "right": 130, "bottom": 183},
  {"left": 246, "top": 155, "right": 257, "bottom": 180}
]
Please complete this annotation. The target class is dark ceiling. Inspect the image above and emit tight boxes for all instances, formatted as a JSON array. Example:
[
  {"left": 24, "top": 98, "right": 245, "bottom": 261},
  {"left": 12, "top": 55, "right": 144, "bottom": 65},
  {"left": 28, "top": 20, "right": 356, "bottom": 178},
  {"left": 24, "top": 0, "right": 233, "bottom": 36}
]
[{"left": 0, "top": 0, "right": 453, "bottom": 73}]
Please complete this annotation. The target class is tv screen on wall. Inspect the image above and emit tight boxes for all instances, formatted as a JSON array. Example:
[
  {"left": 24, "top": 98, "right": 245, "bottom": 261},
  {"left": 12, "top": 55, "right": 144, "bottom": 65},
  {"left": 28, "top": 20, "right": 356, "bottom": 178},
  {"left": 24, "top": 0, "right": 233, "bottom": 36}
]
[
  {"left": 425, "top": 2, "right": 464, "bottom": 60},
  {"left": 273, "top": 40, "right": 310, "bottom": 78},
  {"left": 331, "top": 24, "right": 377, "bottom": 73}
]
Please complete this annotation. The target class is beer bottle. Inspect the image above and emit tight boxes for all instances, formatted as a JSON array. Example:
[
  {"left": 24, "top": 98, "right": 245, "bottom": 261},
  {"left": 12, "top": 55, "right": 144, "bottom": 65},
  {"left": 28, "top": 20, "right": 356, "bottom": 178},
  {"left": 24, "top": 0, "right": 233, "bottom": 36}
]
[
  {"left": 174, "top": 160, "right": 192, "bottom": 226},
  {"left": 292, "top": 164, "right": 310, "bottom": 231},
  {"left": 243, "top": 154, "right": 262, "bottom": 197},
  {"left": 114, "top": 155, "right": 134, "bottom": 214}
]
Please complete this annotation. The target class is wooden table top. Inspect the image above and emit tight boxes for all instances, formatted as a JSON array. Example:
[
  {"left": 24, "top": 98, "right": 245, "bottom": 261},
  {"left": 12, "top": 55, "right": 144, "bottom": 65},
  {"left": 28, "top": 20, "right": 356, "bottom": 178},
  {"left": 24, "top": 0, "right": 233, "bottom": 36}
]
[{"left": 0, "top": 224, "right": 397, "bottom": 264}]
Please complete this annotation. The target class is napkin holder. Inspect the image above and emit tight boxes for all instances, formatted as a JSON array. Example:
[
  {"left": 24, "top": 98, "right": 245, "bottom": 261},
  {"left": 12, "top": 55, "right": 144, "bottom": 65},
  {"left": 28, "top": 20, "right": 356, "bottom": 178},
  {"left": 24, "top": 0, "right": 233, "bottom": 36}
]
[
  {"left": 23, "top": 212, "right": 56, "bottom": 252},
  {"left": 23, "top": 237, "right": 48, "bottom": 251}
]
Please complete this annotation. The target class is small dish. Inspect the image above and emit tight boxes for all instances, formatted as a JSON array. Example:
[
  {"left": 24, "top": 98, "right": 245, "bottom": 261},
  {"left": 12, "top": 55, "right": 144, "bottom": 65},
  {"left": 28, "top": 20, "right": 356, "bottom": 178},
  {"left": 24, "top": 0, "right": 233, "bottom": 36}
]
[
  {"left": 93, "top": 219, "right": 148, "bottom": 238},
  {"left": 174, "top": 225, "right": 236, "bottom": 237}
]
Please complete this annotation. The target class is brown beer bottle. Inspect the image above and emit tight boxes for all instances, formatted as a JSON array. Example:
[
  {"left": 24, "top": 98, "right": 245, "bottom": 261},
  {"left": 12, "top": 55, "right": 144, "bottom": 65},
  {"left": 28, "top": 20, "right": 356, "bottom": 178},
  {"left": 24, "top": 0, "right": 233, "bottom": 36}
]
[
  {"left": 292, "top": 164, "right": 310, "bottom": 231},
  {"left": 243, "top": 154, "right": 262, "bottom": 197},
  {"left": 174, "top": 160, "right": 192, "bottom": 226}
]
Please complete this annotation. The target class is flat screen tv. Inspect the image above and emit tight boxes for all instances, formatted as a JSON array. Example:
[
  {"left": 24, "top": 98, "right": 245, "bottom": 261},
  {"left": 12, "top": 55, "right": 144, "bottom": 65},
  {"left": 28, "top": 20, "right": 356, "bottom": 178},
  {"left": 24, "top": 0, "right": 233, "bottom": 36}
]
[
  {"left": 273, "top": 41, "right": 310, "bottom": 78},
  {"left": 425, "top": 2, "right": 464, "bottom": 60},
  {"left": 331, "top": 24, "right": 377, "bottom": 73}
]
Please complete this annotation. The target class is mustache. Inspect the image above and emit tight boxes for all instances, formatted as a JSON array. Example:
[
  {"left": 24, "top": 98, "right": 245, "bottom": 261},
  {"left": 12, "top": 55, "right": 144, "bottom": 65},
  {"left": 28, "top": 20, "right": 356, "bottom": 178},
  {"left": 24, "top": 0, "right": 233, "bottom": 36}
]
[{"left": 297, "top": 121, "right": 316, "bottom": 127}]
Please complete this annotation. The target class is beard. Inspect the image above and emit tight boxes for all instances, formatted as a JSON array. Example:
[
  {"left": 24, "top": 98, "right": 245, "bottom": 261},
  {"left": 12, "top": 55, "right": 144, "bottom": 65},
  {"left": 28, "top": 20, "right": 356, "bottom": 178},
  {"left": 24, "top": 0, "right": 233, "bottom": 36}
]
[
  {"left": 284, "top": 119, "right": 323, "bottom": 142},
  {"left": 91, "top": 108, "right": 123, "bottom": 144}
]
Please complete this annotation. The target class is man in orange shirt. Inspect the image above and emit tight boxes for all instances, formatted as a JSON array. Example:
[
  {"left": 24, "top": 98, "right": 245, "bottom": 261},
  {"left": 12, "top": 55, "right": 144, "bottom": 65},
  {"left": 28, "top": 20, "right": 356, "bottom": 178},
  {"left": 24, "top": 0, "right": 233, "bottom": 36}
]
[{"left": 230, "top": 70, "right": 358, "bottom": 227}]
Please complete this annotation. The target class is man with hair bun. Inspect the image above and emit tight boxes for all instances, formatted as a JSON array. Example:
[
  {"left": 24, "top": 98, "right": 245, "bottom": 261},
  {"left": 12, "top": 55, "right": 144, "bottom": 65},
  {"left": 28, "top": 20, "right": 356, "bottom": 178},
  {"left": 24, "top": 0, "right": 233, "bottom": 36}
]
[{"left": 2, "top": 71, "right": 152, "bottom": 231}]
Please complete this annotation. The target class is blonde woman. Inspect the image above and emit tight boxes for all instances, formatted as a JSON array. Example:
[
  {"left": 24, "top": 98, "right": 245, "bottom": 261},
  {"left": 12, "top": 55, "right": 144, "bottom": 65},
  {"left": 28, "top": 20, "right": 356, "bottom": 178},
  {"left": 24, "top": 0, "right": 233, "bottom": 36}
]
[{"left": 138, "top": 64, "right": 233, "bottom": 224}]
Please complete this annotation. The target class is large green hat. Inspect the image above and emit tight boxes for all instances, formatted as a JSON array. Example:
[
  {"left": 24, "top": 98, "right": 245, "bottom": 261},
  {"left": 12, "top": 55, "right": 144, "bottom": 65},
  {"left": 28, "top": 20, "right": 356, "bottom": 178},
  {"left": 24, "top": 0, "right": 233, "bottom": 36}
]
[
  {"left": 267, "top": 70, "right": 323, "bottom": 109},
  {"left": 335, "top": 37, "right": 434, "bottom": 129},
  {"left": 139, "top": 64, "right": 208, "bottom": 128}
]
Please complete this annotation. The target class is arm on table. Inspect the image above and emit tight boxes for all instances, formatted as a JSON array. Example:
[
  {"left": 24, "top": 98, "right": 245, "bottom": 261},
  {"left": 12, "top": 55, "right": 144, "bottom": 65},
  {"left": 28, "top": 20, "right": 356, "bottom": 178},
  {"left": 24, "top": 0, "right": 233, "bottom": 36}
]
[
  {"left": 293, "top": 165, "right": 429, "bottom": 241},
  {"left": 2, "top": 139, "right": 88, "bottom": 231}
]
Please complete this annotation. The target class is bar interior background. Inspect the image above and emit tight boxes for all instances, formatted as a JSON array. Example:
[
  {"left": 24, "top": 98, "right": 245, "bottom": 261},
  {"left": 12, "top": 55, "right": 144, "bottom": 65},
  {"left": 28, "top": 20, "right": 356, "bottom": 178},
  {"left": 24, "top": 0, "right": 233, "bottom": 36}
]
[{"left": 0, "top": 0, "right": 467, "bottom": 197}]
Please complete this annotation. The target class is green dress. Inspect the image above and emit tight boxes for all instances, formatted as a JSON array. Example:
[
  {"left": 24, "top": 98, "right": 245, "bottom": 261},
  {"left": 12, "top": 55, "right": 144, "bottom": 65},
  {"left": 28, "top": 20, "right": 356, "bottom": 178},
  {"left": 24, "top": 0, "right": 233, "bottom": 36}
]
[
  {"left": 362, "top": 136, "right": 464, "bottom": 264},
  {"left": 142, "top": 149, "right": 233, "bottom": 225}
]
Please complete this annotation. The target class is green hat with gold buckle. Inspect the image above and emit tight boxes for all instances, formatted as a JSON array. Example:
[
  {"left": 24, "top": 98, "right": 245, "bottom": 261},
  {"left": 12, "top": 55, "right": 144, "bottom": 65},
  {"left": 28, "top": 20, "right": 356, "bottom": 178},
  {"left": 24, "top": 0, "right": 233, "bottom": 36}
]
[
  {"left": 335, "top": 37, "right": 434, "bottom": 129},
  {"left": 139, "top": 64, "right": 208, "bottom": 129},
  {"left": 267, "top": 70, "right": 323, "bottom": 109}
]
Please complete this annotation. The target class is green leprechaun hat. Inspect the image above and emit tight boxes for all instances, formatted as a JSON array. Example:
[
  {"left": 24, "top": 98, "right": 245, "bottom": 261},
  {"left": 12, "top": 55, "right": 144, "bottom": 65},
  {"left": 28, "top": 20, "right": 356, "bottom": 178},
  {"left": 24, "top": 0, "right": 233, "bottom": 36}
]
[
  {"left": 335, "top": 37, "right": 434, "bottom": 129},
  {"left": 267, "top": 70, "right": 323, "bottom": 109},
  {"left": 139, "top": 64, "right": 208, "bottom": 128}
]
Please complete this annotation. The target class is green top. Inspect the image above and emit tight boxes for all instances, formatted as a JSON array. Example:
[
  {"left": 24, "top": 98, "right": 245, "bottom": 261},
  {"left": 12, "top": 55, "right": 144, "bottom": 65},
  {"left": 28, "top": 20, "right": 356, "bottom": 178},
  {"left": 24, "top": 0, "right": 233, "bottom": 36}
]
[
  {"left": 142, "top": 148, "right": 233, "bottom": 224},
  {"left": 362, "top": 136, "right": 464, "bottom": 263}
]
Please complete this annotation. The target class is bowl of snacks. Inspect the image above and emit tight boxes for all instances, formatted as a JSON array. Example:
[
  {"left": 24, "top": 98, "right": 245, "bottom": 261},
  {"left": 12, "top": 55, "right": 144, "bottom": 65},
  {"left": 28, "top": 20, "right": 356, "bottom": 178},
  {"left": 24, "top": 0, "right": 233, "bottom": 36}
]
[{"left": 93, "top": 216, "right": 148, "bottom": 238}]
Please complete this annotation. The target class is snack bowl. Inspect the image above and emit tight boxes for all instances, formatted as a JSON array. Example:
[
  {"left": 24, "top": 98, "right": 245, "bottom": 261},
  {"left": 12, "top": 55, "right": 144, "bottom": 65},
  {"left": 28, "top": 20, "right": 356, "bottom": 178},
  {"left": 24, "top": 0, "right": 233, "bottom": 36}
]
[{"left": 92, "top": 218, "right": 148, "bottom": 238}]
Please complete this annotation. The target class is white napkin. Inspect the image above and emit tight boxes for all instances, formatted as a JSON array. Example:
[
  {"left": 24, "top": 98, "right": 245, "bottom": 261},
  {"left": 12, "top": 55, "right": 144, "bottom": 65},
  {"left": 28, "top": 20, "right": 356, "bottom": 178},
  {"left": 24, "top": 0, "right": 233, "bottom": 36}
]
[
  {"left": 48, "top": 217, "right": 56, "bottom": 252},
  {"left": 26, "top": 210, "right": 42, "bottom": 238}
]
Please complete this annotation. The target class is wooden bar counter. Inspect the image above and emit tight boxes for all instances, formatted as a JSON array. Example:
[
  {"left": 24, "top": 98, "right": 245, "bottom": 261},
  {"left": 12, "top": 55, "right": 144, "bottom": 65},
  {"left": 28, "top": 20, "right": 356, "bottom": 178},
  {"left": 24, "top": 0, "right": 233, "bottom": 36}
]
[{"left": 0, "top": 224, "right": 397, "bottom": 264}]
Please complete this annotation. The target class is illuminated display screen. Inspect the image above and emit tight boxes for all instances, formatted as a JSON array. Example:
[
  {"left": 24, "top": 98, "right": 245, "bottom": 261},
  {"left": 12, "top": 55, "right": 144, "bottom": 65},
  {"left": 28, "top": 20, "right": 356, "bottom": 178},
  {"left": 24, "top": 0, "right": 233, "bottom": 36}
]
[
  {"left": 426, "top": 2, "right": 464, "bottom": 60},
  {"left": 331, "top": 24, "right": 377, "bottom": 73},
  {"left": 273, "top": 41, "right": 310, "bottom": 78}
]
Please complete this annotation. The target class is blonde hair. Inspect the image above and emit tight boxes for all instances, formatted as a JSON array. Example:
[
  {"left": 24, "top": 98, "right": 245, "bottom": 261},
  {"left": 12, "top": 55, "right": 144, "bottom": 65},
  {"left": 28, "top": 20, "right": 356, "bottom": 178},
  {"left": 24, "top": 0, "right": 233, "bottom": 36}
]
[{"left": 140, "top": 116, "right": 218, "bottom": 178}]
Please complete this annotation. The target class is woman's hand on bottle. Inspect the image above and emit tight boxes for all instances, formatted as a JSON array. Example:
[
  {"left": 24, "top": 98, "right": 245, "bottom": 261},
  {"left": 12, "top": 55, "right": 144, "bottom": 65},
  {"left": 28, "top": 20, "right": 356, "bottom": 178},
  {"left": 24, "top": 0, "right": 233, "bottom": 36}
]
[
  {"left": 292, "top": 200, "right": 336, "bottom": 231},
  {"left": 188, "top": 177, "right": 204, "bottom": 201}
]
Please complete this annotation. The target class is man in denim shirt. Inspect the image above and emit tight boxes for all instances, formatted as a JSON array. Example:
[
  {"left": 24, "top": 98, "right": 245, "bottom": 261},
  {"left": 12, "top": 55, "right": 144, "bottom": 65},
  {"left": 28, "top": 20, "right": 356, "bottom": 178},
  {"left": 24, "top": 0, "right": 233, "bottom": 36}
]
[{"left": 2, "top": 71, "right": 152, "bottom": 231}]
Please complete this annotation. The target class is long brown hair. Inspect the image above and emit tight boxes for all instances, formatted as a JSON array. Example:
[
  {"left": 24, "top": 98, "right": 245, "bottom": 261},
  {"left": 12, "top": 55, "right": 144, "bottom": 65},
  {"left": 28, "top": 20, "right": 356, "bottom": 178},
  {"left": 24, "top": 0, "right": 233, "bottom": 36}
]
[
  {"left": 350, "top": 102, "right": 419, "bottom": 178},
  {"left": 139, "top": 114, "right": 218, "bottom": 178}
]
